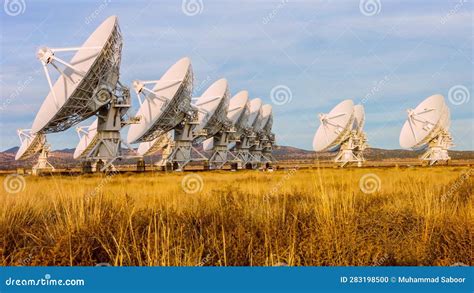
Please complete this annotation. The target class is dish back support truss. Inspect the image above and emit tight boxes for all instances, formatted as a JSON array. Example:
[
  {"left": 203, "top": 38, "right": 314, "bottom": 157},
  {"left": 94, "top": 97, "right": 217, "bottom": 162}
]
[
  {"left": 131, "top": 64, "right": 194, "bottom": 143},
  {"left": 34, "top": 22, "right": 124, "bottom": 133},
  {"left": 16, "top": 129, "right": 55, "bottom": 174}
]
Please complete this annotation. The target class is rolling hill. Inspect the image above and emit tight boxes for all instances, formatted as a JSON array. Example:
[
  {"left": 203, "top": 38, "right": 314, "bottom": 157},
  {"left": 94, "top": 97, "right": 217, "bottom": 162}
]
[{"left": 0, "top": 145, "right": 472, "bottom": 170}]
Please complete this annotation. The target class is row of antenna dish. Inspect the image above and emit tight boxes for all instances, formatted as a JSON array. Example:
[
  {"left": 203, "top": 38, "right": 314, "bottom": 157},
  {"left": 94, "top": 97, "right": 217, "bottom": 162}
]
[
  {"left": 14, "top": 16, "right": 455, "bottom": 172},
  {"left": 15, "top": 16, "right": 276, "bottom": 173},
  {"left": 313, "top": 94, "right": 454, "bottom": 166}
]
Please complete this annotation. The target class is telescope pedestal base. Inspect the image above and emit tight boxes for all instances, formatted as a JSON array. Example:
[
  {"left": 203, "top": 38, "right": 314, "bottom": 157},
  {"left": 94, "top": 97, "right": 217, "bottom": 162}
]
[
  {"left": 166, "top": 141, "right": 207, "bottom": 171},
  {"left": 420, "top": 131, "right": 452, "bottom": 166},
  {"left": 208, "top": 131, "right": 235, "bottom": 170},
  {"left": 233, "top": 149, "right": 254, "bottom": 169},
  {"left": 209, "top": 144, "right": 239, "bottom": 170},
  {"left": 250, "top": 145, "right": 264, "bottom": 169},
  {"left": 334, "top": 149, "right": 364, "bottom": 168},
  {"left": 32, "top": 148, "right": 54, "bottom": 176},
  {"left": 81, "top": 131, "right": 122, "bottom": 172},
  {"left": 164, "top": 122, "right": 207, "bottom": 171},
  {"left": 262, "top": 151, "right": 275, "bottom": 164},
  {"left": 421, "top": 147, "right": 451, "bottom": 166},
  {"left": 136, "top": 158, "right": 145, "bottom": 172}
]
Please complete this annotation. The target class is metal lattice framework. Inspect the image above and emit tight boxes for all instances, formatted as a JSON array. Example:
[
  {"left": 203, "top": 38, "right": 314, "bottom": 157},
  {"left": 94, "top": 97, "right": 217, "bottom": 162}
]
[
  {"left": 15, "top": 129, "right": 55, "bottom": 173},
  {"left": 39, "top": 23, "right": 123, "bottom": 133},
  {"left": 233, "top": 103, "right": 250, "bottom": 136},
  {"left": 137, "top": 66, "right": 194, "bottom": 142},
  {"left": 201, "top": 87, "right": 230, "bottom": 137},
  {"left": 142, "top": 132, "right": 172, "bottom": 156},
  {"left": 16, "top": 130, "right": 45, "bottom": 160},
  {"left": 263, "top": 115, "right": 273, "bottom": 134}
]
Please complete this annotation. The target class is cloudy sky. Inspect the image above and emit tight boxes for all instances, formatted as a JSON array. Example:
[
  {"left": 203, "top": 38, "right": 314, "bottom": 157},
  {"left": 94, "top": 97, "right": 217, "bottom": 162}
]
[{"left": 0, "top": 0, "right": 472, "bottom": 152}]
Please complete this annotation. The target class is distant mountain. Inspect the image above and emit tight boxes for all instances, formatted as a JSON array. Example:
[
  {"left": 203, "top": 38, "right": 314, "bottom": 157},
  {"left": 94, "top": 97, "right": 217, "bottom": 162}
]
[
  {"left": 0, "top": 145, "right": 472, "bottom": 170},
  {"left": 55, "top": 148, "right": 75, "bottom": 154},
  {"left": 3, "top": 146, "right": 19, "bottom": 154},
  {"left": 274, "top": 146, "right": 474, "bottom": 161}
]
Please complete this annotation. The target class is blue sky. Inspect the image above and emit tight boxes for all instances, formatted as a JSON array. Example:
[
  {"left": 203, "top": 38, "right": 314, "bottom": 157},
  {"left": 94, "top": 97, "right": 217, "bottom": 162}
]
[{"left": 0, "top": 0, "right": 473, "bottom": 151}]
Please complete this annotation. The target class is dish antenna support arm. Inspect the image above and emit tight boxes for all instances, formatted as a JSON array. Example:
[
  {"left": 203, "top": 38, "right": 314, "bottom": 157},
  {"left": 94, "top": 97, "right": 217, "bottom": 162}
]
[{"left": 36, "top": 46, "right": 99, "bottom": 106}]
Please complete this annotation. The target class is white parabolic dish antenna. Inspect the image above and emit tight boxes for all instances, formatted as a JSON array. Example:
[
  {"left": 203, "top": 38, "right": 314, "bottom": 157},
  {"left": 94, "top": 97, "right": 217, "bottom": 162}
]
[
  {"left": 399, "top": 94, "right": 453, "bottom": 165},
  {"left": 353, "top": 104, "right": 365, "bottom": 132},
  {"left": 193, "top": 78, "right": 230, "bottom": 136},
  {"left": 73, "top": 118, "right": 98, "bottom": 159},
  {"left": 137, "top": 132, "right": 173, "bottom": 156},
  {"left": 313, "top": 99, "right": 354, "bottom": 152},
  {"left": 15, "top": 130, "right": 46, "bottom": 160},
  {"left": 127, "top": 57, "right": 193, "bottom": 144},
  {"left": 399, "top": 94, "right": 449, "bottom": 149},
  {"left": 254, "top": 104, "right": 272, "bottom": 133},
  {"left": 245, "top": 98, "right": 262, "bottom": 128},
  {"left": 202, "top": 137, "right": 214, "bottom": 152},
  {"left": 227, "top": 90, "right": 249, "bottom": 130},
  {"left": 31, "top": 16, "right": 122, "bottom": 134},
  {"left": 15, "top": 129, "right": 54, "bottom": 173}
]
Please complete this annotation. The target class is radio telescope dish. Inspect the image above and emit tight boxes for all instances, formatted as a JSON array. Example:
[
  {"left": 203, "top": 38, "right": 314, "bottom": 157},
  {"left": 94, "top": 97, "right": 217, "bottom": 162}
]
[
  {"left": 127, "top": 57, "right": 193, "bottom": 144},
  {"left": 254, "top": 104, "right": 272, "bottom": 132},
  {"left": 15, "top": 129, "right": 54, "bottom": 174},
  {"left": 252, "top": 104, "right": 275, "bottom": 165},
  {"left": 400, "top": 94, "right": 447, "bottom": 149},
  {"left": 202, "top": 137, "right": 214, "bottom": 152},
  {"left": 73, "top": 118, "right": 98, "bottom": 159},
  {"left": 27, "top": 15, "right": 134, "bottom": 172},
  {"left": 399, "top": 94, "right": 453, "bottom": 165},
  {"left": 15, "top": 130, "right": 45, "bottom": 160},
  {"left": 312, "top": 99, "right": 366, "bottom": 167},
  {"left": 313, "top": 99, "right": 354, "bottom": 152},
  {"left": 137, "top": 131, "right": 173, "bottom": 156},
  {"left": 245, "top": 98, "right": 262, "bottom": 128},
  {"left": 193, "top": 78, "right": 230, "bottom": 137},
  {"left": 227, "top": 90, "right": 249, "bottom": 130},
  {"left": 203, "top": 90, "right": 250, "bottom": 170},
  {"left": 353, "top": 104, "right": 365, "bottom": 132},
  {"left": 193, "top": 79, "right": 232, "bottom": 170},
  {"left": 231, "top": 98, "right": 262, "bottom": 169},
  {"left": 32, "top": 16, "right": 122, "bottom": 134}
]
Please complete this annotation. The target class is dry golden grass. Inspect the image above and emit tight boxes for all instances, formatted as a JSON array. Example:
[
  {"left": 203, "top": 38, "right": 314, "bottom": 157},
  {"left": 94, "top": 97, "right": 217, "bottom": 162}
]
[{"left": 0, "top": 166, "right": 472, "bottom": 266}]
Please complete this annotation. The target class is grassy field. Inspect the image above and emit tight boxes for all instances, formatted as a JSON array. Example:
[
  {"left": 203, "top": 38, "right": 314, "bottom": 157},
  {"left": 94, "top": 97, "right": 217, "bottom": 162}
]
[{"left": 0, "top": 166, "right": 472, "bottom": 266}]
